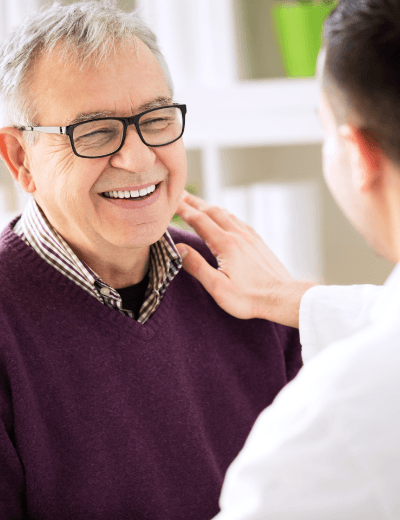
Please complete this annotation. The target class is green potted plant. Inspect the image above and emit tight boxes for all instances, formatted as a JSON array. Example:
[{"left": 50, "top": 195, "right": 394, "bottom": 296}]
[{"left": 271, "top": 0, "right": 337, "bottom": 77}]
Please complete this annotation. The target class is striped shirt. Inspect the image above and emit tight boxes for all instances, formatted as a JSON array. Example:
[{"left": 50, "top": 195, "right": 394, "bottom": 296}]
[{"left": 13, "top": 197, "right": 182, "bottom": 324}]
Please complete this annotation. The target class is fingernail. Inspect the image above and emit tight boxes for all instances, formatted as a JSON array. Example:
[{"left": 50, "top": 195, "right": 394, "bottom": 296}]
[{"left": 177, "top": 246, "right": 188, "bottom": 259}]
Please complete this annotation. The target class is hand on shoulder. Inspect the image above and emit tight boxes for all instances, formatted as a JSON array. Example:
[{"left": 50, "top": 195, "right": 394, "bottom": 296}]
[{"left": 175, "top": 191, "right": 318, "bottom": 328}]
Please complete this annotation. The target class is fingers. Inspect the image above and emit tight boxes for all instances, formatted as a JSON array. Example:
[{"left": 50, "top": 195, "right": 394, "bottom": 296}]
[
  {"left": 178, "top": 191, "right": 253, "bottom": 238},
  {"left": 177, "top": 191, "right": 264, "bottom": 273},
  {"left": 176, "top": 199, "right": 231, "bottom": 251},
  {"left": 175, "top": 243, "right": 226, "bottom": 294},
  {"left": 178, "top": 197, "right": 234, "bottom": 234},
  {"left": 229, "top": 213, "right": 259, "bottom": 238},
  {"left": 180, "top": 190, "right": 209, "bottom": 211}
]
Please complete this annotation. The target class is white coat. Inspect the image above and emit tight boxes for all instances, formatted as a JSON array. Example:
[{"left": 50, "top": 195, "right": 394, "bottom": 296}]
[{"left": 213, "top": 264, "right": 400, "bottom": 520}]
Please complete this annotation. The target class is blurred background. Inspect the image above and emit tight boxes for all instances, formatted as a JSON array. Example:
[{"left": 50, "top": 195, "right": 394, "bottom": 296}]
[{"left": 0, "top": 0, "right": 393, "bottom": 285}]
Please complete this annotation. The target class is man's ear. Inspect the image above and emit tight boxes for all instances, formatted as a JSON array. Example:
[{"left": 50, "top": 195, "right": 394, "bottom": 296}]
[
  {"left": 338, "top": 124, "right": 383, "bottom": 193},
  {"left": 0, "top": 128, "right": 36, "bottom": 193}
]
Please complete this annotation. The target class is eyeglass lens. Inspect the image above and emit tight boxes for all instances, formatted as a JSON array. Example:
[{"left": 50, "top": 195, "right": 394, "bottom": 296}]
[{"left": 72, "top": 106, "right": 184, "bottom": 157}]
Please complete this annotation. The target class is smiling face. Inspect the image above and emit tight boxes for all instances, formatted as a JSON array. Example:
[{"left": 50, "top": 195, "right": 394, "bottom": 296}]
[{"left": 22, "top": 37, "right": 187, "bottom": 264}]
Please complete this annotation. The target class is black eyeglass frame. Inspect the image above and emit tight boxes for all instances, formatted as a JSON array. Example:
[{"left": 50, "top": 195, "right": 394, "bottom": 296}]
[{"left": 19, "top": 104, "right": 187, "bottom": 159}]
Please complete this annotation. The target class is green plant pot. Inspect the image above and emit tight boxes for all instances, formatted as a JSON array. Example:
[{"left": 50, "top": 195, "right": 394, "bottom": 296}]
[{"left": 271, "top": 2, "right": 337, "bottom": 77}]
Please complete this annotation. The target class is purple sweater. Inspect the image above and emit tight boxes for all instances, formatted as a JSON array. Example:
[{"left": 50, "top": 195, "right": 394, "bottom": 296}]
[{"left": 0, "top": 220, "right": 302, "bottom": 520}]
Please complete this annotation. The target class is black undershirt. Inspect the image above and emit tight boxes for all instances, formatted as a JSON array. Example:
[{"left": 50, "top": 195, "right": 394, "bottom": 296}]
[{"left": 116, "top": 272, "right": 150, "bottom": 320}]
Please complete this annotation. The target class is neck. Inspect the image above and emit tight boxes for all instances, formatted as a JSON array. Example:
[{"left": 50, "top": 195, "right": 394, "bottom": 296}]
[
  {"left": 28, "top": 197, "right": 152, "bottom": 288},
  {"left": 70, "top": 241, "right": 151, "bottom": 289}
]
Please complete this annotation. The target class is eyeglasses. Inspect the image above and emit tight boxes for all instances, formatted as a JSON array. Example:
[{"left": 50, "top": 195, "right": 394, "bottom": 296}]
[{"left": 19, "top": 104, "right": 187, "bottom": 159}]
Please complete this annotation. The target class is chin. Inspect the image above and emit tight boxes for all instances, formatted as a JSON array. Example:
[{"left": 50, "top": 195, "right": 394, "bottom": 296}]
[{"left": 110, "top": 223, "right": 168, "bottom": 249}]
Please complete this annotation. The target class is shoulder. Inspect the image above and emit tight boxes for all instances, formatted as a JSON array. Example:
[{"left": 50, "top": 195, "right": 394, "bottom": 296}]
[
  {"left": 0, "top": 218, "right": 26, "bottom": 270},
  {"left": 167, "top": 225, "right": 217, "bottom": 269}
]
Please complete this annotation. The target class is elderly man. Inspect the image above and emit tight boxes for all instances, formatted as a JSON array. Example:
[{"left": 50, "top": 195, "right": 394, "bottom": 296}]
[
  {"left": 176, "top": 0, "right": 400, "bottom": 518},
  {"left": 0, "top": 1, "right": 303, "bottom": 519}
]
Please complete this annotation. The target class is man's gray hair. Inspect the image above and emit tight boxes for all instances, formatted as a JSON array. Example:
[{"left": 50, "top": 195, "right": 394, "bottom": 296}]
[{"left": 0, "top": 0, "right": 174, "bottom": 139}]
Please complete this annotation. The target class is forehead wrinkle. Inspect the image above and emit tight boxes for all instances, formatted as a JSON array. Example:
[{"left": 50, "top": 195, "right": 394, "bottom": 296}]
[{"left": 67, "top": 96, "right": 174, "bottom": 125}]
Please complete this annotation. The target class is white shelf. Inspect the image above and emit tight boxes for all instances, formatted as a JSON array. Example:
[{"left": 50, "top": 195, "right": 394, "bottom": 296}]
[{"left": 176, "top": 78, "right": 323, "bottom": 149}]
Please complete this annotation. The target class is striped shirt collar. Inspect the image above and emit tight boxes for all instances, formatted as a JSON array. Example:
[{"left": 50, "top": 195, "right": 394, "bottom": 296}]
[{"left": 13, "top": 196, "right": 182, "bottom": 323}]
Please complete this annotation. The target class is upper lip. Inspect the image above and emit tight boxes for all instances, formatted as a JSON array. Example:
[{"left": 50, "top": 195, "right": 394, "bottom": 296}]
[{"left": 101, "top": 182, "right": 160, "bottom": 193}]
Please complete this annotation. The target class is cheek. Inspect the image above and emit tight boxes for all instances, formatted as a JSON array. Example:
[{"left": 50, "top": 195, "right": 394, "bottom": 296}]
[
  {"left": 31, "top": 144, "right": 73, "bottom": 186},
  {"left": 30, "top": 147, "right": 98, "bottom": 208},
  {"left": 322, "top": 137, "right": 336, "bottom": 191},
  {"left": 322, "top": 136, "right": 360, "bottom": 227},
  {"left": 322, "top": 135, "right": 348, "bottom": 197},
  {"left": 159, "top": 144, "right": 187, "bottom": 192}
]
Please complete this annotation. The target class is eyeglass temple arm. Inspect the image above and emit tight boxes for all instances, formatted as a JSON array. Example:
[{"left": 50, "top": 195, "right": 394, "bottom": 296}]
[{"left": 22, "top": 126, "right": 67, "bottom": 135}]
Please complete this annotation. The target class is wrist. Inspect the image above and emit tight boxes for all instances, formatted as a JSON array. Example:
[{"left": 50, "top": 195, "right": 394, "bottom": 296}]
[
  {"left": 258, "top": 279, "right": 318, "bottom": 328},
  {"left": 289, "top": 280, "right": 319, "bottom": 328}
]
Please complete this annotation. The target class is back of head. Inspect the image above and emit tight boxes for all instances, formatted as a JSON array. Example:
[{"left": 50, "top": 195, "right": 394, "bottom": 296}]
[
  {"left": 0, "top": 0, "right": 173, "bottom": 131},
  {"left": 323, "top": 0, "right": 400, "bottom": 166}
]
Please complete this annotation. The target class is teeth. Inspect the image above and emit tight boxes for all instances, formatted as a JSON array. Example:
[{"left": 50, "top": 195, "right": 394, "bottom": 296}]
[{"left": 104, "top": 184, "right": 157, "bottom": 199}]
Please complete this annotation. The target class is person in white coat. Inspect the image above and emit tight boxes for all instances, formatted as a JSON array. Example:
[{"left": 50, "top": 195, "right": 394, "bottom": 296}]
[{"left": 174, "top": 0, "right": 400, "bottom": 518}]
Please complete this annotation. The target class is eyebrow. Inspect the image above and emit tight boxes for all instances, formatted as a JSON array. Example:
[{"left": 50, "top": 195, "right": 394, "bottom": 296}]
[{"left": 67, "top": 96, "right": 174, "bottom": 125}]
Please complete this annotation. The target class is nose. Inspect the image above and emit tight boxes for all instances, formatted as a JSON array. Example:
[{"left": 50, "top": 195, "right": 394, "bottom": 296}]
[{"left": 109, "top": 124, "right": 156, "bottom": 173}]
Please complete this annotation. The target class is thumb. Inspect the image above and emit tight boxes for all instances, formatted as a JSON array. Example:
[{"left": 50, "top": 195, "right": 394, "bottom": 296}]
[{"left": 175, "top": 243, "right": 220, "bottom": 292}]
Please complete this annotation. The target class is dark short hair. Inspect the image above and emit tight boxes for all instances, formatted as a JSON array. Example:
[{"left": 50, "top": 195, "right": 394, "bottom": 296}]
[{"left": 323, "top": 0, "right": 400, "bottom": 165}]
